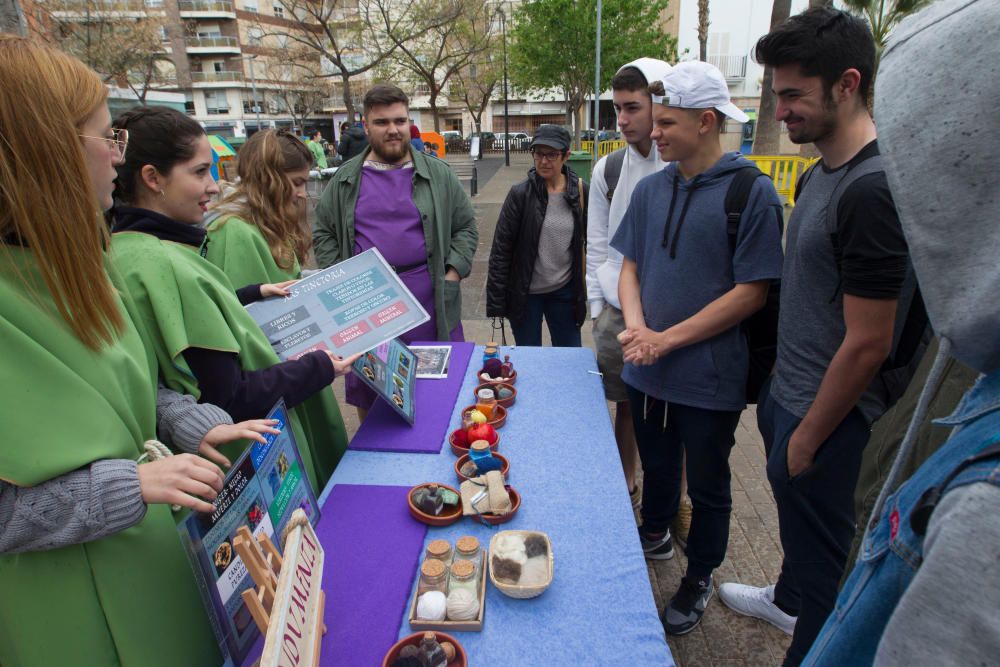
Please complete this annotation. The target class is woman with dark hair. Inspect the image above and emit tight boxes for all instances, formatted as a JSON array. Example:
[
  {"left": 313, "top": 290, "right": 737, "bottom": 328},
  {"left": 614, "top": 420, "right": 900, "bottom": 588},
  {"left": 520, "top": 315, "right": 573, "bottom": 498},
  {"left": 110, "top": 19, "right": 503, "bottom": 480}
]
[{"left": 109, "top": 106, "right": 356, "bottom": 492}]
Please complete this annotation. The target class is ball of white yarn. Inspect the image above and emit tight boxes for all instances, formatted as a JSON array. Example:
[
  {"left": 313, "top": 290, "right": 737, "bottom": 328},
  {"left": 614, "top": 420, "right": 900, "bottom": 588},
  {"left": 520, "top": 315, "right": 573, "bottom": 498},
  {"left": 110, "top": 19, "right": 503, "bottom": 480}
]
[
  {"left": 493, "top": 533, "right": 527, "bottom": 564},
  {"left": 416, "top": 591, "right": 447, "bottom": 621},
  {"left": 446, "top": 588, "right": 479, "bottom": 620}
]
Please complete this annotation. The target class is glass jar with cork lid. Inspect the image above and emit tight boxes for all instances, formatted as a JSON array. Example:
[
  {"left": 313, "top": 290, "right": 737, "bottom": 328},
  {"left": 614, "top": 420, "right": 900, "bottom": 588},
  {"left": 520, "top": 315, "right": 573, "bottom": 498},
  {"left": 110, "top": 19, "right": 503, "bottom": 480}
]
[
  {"left": 417, "top": 558, "right": 449, "bottom": 596},
  {"left": 448, "top": 559, "right": 477, "bottom": 595},
  {"left": 455, "top": 536, "right": 482, "bottom": 575},
  {"left": 424, "top": 539, "right": 453, "bottom": 564}
]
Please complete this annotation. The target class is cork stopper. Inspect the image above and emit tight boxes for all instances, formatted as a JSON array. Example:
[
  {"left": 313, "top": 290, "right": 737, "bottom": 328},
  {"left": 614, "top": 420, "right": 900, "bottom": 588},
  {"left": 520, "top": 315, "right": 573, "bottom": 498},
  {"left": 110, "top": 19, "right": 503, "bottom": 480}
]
[
  {"left": 423, "top": 631, "right": 436, "bottom": 642},
  {"left": 426, "top": 539, "right": 451, "bottom": 559},
  {"left": 470, "top": 439, "right": 490, "bottom": 454},
  {"left": 450, "top": 559, "right": 475, "bottom": 579},
  {"left": 421, "top": 559, "right": 446, "bottom": 579},
  {"left": 456, "top": 536, "right": 480, "bottom": 555}
]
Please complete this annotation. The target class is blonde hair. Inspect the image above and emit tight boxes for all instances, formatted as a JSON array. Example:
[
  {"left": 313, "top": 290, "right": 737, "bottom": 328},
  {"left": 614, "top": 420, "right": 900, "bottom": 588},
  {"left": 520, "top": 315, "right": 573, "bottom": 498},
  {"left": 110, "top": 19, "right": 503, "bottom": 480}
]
[
  {"left": 0, "top": 35, "right": 122, "bottom": 349},
  {"left": 212, "top": 129, "right": 312, "bottom": 271}
]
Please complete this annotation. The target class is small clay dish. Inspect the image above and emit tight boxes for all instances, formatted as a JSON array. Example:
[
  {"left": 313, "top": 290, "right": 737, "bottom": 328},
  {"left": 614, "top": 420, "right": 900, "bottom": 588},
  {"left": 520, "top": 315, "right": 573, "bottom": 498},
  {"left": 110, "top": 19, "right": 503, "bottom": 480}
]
[
  {"left": 454, "top": 452, "right": 510, "bottom": 482},
  {"left": 479, "top": 486, "right": 521, "bottom": 526},
  {"left": 460, "top": 404, "right": 507, "bottom": 429},
  {"left": 449, "top": 429, "right": 500, "bottom": 457},
  {"left": 382, "top": 631, "right": 468, "bottom": 667},
  {"left": 473, "top": 382, "right": 517, "bottom": 409},
  {"left": 407, "top": 483, "right": 463, "bottom": 527},
  {"left": 477, "top": 366, "right": 518, "bottom": 386}
]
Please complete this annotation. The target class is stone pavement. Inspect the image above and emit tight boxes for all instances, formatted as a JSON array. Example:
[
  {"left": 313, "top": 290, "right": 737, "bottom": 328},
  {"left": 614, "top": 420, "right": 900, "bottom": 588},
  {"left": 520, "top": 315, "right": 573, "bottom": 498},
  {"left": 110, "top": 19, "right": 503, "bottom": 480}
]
[{"left": 326, "top": 155, "right": 792, "bottom": 666}]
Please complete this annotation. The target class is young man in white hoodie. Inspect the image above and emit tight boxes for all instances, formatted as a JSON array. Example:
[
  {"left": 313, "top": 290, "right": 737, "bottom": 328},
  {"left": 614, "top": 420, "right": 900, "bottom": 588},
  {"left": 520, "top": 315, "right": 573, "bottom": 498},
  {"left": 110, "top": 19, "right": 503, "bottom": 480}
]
[{"left": 586, "top": 57, "right": 672, "bottom": 508}]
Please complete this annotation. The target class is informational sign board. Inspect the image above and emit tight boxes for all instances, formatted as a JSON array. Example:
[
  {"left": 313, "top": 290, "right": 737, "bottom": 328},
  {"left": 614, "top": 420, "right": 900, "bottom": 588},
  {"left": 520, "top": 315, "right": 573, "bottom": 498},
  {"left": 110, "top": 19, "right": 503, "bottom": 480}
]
[
  {"left": 245, "top": 248, "right": 430, "bottom": 361},
  {"left": 351, "top": 337, "right": 418, "bottom": 423},
  {"left": 179, "top": 401, "right": 319, "bottom": 665}
]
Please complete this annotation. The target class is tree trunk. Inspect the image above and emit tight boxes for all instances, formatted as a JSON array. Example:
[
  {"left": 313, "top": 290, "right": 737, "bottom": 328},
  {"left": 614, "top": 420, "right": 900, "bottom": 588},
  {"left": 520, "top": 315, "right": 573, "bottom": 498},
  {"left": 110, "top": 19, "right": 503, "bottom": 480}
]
[
  {"left": 1, "top": 0, "right": 26, "bottom": 35},
  {"left": 697, "top": 0, "right": 710, "bottom": 62},
  {"left": 341, "top": 71, "right": 356, "bottom": 122},
  {"left": 752, "top": 0, "right": 792, "bottom": 155},
  {"left": 808, "top": 0, "right": 833, "bottom": 7},
  {"left": 429, "top": 87, "right": 441, "bottom": 132}
]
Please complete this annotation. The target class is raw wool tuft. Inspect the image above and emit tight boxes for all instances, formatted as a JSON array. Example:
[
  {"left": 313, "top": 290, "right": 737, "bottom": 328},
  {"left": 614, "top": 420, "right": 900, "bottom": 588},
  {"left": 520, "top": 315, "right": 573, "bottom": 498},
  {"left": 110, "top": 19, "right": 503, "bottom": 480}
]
[
  {"left": 446, "top": 588, "right": 479, "bottom": 620},
  {"left": 492, "top": 555, "right": 523, "bottom": 583},
  {"left": 493, "top": 533, "right": 527, "bottom": 564},
  {"left": 523, "top": 533, "right": 548, "bottom": 558},
  {"left": 415, "top": 591, "right": 447, "bottom": 620},
  {"left": 519, "top": 555, "right": 549, "bottom": 587}
]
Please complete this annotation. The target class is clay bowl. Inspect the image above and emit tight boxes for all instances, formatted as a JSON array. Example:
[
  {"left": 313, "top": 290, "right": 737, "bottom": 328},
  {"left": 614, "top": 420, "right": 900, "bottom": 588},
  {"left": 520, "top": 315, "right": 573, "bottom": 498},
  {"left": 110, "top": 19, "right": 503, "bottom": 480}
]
[
  {"left": 478, "top": 486, "right": 521, "bottom": 526},
  {"left": 473, "top": 382, "right": 517, "bottom": 409},
  {"left": 449, "top": 428, "right": 500, "bottom": 457},
  {"left": 460, "top": 403, "right": 507, "bottom": 429},
  {"left": 382, "top": 631, "right": 468, "bottom": 667},
  {"left": 407, "top": 483, "right": 463, "bottom": 527},
  {"left": 454, "top": 452, "right": 510, "bottom": 483},
  {"left": 477, "top": 366, "right": 518, "bottom": 386}
]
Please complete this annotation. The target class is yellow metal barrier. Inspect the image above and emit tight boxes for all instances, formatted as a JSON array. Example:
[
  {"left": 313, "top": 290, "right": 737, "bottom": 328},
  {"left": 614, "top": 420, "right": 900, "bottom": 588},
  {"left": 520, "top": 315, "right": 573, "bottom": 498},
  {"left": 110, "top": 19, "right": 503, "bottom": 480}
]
[
  {"left": 746, "top": 155, "right": 819, "bottom": 205},
  {"left": 581, "top": 140, "right": 627, "bottom": 157}
]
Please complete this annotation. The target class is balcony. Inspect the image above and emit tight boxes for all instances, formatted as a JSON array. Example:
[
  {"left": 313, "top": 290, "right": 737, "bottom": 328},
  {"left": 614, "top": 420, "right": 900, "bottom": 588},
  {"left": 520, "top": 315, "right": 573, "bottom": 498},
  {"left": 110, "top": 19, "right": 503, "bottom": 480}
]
[
  {"left": 178, "top": 0, "right": 236, "bottom": 18},
  {"left": 191, "top": 71, "right": 244, "bottom": 87},
  {"left": 49, "top": 0, "right": 165, "bottom": 19},
  {"left": 185, "top": 35, "right": 241, "bottom": 54},
  {"left": 708, "top": 55, "right": 748, "bottom": 84}
]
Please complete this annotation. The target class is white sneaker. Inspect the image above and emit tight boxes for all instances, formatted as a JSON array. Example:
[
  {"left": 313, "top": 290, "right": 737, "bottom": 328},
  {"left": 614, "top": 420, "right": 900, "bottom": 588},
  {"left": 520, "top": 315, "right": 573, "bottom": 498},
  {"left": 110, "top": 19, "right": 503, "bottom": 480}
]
[{"left": 718, "top": 583, "right": 797, "bottom": 636}]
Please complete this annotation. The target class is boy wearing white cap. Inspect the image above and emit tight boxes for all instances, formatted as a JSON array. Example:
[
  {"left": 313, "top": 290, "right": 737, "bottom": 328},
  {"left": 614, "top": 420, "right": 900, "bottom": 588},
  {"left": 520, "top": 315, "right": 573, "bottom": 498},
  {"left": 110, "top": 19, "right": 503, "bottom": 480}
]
[
  {"left": 587, "top": 57, "right": 672, "bottom": 511},
  {"left": 611, "top": 60, "right": 784, "bottom": 634}
]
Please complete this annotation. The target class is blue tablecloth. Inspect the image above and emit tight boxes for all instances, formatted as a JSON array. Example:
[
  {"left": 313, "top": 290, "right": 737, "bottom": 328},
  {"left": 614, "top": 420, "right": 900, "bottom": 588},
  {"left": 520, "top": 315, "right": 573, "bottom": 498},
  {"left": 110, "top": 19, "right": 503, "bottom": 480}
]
[{"left": 319, "top": 346, "right": 673, "bottom": 665}]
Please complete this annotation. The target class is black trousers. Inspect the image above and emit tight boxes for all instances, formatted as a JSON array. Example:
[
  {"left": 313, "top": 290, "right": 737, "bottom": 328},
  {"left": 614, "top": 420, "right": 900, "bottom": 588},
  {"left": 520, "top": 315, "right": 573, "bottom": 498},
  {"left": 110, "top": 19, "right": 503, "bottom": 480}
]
[
  {"left": 627, "top": 385, "right": 741, "bottom": 578},
  {"left": 758, "top": 379, "right": 870, "bottom": 667}
]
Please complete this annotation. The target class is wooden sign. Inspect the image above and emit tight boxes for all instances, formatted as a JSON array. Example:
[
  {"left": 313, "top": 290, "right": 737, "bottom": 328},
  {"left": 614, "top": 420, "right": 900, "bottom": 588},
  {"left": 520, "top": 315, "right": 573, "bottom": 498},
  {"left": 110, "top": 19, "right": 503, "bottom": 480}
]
[{"left": 234, "top": 508, "right": 326, "bottom": 667}]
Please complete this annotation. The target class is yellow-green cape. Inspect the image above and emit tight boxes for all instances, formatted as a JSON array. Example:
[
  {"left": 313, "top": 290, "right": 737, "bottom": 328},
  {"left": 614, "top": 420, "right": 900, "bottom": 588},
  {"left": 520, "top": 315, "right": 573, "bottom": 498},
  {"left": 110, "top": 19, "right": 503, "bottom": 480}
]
[
  {"left": 0, "top": 247, "right": 221, "bottom": 667},
  {"left": 110, "top": 231, "right": 347, "bottom": 492}
]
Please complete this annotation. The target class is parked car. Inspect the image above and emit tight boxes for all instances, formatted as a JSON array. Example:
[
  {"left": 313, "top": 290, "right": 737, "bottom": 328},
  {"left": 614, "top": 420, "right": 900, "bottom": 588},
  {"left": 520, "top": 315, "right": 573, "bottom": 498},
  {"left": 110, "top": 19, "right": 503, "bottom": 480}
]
[
  {"left": 495, "top": 132, "right": 531, "bottom": 150},
  {"left": 467, "top": 131, "right": 496, "bottom": 151}
]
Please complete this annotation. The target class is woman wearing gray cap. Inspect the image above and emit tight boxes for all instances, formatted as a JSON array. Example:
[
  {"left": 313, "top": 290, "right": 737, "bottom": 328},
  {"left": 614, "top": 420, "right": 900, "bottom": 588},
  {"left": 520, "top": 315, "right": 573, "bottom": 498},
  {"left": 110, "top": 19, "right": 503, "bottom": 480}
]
[{"left": 486, "top": 124, "right": 588, "bottom": 346}]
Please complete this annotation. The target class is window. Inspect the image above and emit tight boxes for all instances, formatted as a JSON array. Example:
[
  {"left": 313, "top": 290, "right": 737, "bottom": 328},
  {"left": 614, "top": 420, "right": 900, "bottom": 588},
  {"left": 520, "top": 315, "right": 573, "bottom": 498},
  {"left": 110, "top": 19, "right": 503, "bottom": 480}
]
[
  {"left": 243, "top": 92, "right": 265, "bottom": 114},
  {"left": 243, "top": 0, "right": 258, "bottom": 12},
  {"left": 246, "top": 27, "right": 263, "bottom": 46},
  {"left": 159, "top": 25, "right": 169, "bottom": 41},
  {"left": 204, "top": 91, "right": 229, "bottom": 115},
  {"left": 272, "top": 3, "right": 283, "bottom": 17},
  {"left": 213, "top": 61, "right": 224, "bottom": 73}
]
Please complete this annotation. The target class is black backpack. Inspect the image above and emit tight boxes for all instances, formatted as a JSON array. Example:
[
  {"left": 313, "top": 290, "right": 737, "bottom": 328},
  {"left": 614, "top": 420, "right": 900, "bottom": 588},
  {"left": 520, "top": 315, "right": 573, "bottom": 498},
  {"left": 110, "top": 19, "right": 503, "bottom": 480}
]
[
  {"left": 603, "top": 148, "right": 627, "bottom": 202},
  {"left": 724, "top": 167, "right": 782, "bottom": 404}
]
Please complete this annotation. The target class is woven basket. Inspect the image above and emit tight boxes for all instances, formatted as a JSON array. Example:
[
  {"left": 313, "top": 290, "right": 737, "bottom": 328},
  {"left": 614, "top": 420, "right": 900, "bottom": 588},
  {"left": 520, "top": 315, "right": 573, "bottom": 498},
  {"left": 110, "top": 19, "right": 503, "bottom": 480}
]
[{"left": 487, "top": 530, "right": 554, "bottom": 599}]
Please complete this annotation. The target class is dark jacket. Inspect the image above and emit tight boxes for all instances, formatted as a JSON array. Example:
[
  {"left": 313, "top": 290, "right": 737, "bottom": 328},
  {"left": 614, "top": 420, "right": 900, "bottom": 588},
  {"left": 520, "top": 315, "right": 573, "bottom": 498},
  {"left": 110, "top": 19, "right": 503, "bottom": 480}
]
[
  {"left": 337, "top": 126, "right": 368, "bottom": 161},
  {"left": 487, "top": 165, "right": 588, "bottom": 325}
]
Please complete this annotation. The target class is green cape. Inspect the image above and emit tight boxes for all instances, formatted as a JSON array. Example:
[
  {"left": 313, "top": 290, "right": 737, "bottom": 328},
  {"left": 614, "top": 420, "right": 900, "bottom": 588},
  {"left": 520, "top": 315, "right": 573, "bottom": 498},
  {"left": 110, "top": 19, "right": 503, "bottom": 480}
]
[
  {"left": 0, "top": 247, "right": 220, "bottom": 666},
  {"left": 109, "top": 231, "right": 346, "bottom": 491}
]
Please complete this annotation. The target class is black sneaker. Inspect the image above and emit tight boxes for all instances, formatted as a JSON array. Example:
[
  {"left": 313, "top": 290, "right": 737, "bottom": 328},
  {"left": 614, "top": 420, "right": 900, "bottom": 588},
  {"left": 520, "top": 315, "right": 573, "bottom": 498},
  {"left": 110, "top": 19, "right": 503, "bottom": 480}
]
[
  {"left": 638, "top": 526, "right": 674, "bottom": 560},
  {"left": 662, "top": 575, "right": 714, "bottom": 635}
]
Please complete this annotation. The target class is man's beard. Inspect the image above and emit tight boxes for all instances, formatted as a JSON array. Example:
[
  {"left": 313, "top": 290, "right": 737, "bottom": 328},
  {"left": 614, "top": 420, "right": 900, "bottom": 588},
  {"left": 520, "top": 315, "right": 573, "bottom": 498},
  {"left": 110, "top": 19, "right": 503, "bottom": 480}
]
[
  {"left": 370, "top": 133, "right": 410, "bottom": 163},
  {"left": 788, "top": 93, "right": 839, "bottom": 145}
]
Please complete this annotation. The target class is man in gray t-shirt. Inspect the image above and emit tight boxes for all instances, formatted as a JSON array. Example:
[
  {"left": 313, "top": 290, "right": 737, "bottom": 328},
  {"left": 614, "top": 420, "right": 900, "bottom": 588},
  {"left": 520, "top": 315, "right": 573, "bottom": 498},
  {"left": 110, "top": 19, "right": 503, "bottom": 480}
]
[{"left": 718, "top": 9, "right": 910, "bottom": 666}]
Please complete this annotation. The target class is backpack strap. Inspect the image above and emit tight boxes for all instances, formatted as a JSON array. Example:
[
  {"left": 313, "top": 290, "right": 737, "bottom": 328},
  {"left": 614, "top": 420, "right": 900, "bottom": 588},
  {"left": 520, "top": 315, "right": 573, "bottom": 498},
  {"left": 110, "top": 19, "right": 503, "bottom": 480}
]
[
  {"left": 794, "top": 160, "right": 820, "bottom": 203},
  {"left": 725, "top": 166, "right": 769, "bottom": 255},
  {"left": 603, "top": 148, "right": 627, "bottom": 203}
]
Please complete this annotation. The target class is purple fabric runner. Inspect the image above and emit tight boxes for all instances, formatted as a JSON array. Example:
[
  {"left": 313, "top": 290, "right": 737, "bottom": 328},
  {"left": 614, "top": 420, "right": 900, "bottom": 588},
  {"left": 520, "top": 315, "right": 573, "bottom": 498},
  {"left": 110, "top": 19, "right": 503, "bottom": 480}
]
[
  {"left": 238, "top": 484, "right": 425, "bottom": 667},
  {"left": 348, "top": 341, "right": 474, "bottom": 453}
]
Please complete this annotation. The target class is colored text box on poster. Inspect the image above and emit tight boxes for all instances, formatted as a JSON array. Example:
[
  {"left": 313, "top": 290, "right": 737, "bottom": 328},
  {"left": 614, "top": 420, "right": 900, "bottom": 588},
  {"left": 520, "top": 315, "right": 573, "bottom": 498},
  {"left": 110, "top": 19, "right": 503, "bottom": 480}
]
[
  {"left": 317, "top": 269, "right": 387, "bottom": 312},
  {"left": 288, "top": 341, "right": 330, "bottom": 361},
  {"left": 332, "top": 288, "right": 398, "bottom": 326},
  {"left": 275, "top": 323, "right": 322, "bottom": 354},
  {"left": 369, "top": 301, "right": 410, "bottom": 329},
  {"left": 331, "top": 321, "right": 373, "bottom": 348},
  {"left": 258, "top": 305, "right": 311, "bottom": 339}
]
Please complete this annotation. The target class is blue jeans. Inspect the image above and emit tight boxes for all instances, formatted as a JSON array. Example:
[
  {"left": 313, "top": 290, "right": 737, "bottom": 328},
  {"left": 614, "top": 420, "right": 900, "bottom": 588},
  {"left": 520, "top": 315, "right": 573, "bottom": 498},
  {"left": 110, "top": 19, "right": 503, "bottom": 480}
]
[
  {"left": 509, "top": 281, "right": 581, "bottom": 347},
  {"left": 627, "top": 385, "right": 741, "bottom": 578},
  {"left": 759, "top": 378, "right": 870, "bottom": 667}
]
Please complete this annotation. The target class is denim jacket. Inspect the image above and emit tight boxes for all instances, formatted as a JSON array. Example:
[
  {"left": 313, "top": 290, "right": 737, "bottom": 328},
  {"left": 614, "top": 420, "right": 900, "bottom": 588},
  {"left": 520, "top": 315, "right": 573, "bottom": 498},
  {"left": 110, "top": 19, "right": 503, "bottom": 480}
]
[{"left": 803, "top": 368, "right": 1000, "bottom": 665}]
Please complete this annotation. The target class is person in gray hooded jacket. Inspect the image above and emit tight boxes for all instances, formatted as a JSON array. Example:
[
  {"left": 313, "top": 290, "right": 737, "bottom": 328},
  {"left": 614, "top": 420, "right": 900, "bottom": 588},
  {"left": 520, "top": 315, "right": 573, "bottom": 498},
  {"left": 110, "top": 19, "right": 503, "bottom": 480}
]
[{"left": 800, "top": 0, "right": 1000, "bottom": 664}]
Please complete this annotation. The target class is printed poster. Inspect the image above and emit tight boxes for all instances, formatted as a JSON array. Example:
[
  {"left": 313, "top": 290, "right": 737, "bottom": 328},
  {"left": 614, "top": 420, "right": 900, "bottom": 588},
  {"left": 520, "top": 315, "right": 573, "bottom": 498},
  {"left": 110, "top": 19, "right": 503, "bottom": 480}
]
[
  {"left": 245, "top": 247, "right": 430, "bottom": 361},
  {"left": 179, "top": 401, "right": 319, "bottom": 665},
  {"left": 411, "top": 344, "right": 452, "bottom": 379},
  {"left": 352, "top": 337, "right": 418, "bottom": 423}
]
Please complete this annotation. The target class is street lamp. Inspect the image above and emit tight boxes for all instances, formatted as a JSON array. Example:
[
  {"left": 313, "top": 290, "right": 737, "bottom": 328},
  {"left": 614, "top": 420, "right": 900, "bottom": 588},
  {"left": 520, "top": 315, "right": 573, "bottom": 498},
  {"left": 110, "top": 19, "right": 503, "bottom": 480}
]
[{"left": 499, "top": 6, "right": 509, "bottom": 167}]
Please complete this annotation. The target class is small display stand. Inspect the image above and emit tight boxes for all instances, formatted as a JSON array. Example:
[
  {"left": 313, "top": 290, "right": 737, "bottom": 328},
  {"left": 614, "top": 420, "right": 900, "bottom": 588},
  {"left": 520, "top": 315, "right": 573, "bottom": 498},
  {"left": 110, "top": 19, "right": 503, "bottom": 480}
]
[{"left": 234, "top": 509, "right": 326, "bottom": 667}]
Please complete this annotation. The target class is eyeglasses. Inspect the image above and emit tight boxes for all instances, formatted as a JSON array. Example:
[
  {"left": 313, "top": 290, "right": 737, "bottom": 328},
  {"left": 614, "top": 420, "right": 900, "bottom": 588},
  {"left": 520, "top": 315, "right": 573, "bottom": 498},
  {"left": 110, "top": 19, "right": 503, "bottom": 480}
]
[
  {"left": 79, "top": 128, "right": 129, "bottom": 160},
  {"left": 531, "top": 149, "right": 563, "bottom": 163}
]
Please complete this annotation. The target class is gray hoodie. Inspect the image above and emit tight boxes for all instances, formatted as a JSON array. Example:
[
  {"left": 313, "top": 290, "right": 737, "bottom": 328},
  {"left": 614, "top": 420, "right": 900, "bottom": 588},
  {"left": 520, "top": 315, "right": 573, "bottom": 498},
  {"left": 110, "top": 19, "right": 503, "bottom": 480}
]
[{"left": 869, "top": 0, "right": 1000, "bottom": 662}]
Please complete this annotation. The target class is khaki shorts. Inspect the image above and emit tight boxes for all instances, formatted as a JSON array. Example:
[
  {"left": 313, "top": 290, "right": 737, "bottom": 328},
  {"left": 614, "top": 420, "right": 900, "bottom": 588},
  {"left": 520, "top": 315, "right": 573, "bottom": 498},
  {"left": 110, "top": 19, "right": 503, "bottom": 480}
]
[{"left": 592, "top": 303, "right": 629, "bottom": 403}]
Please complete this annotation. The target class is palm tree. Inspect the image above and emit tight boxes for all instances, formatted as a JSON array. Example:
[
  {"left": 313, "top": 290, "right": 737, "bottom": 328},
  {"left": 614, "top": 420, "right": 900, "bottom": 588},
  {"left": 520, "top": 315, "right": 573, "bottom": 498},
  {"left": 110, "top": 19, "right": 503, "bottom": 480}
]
[
  {"left": 697, "top": 0, "right": 710, "bottom": 61},
  {"left": 843, "top": 0, "right": 932, "bottom": 72},
  {"left": 751, "top": 0, "right": 792, "bottom": 154}
]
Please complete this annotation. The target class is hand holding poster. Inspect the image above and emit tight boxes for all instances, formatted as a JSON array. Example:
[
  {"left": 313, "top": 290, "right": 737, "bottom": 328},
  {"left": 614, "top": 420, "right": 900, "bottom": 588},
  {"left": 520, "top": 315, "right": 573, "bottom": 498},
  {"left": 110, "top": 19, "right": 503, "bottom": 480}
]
[
  {"left": 245, "top": 248, "right": 430, "bottom": 361},
  {"left": 179, "top": 401, "right": 319, "bottom": 665}
]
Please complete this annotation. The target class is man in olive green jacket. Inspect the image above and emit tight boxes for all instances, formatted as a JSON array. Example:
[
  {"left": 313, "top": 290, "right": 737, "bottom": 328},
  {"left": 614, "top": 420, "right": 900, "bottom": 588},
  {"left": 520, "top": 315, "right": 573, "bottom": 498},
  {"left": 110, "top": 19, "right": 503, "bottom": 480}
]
[{"left": 313, "top": 84, "right": 477, "bottom": 345}]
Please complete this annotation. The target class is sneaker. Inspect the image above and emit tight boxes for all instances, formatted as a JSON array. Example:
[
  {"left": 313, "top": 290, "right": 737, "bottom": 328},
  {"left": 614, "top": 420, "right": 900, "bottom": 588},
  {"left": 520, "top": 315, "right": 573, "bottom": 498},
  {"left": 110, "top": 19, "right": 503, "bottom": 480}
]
[
  {"left": 673, "top": 498, "right": 693, "bottom": 551},
  {"left": 638, "top": 526, "right": 674, "bottom": 560},
  {"left": 718, "top": 583, "right": 797, "bottom": 636},
  {"left": 662, "top": 575, "right": 714, "bottom": 635}
]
